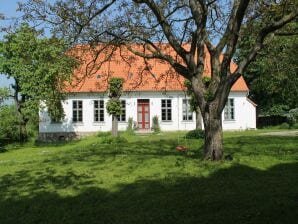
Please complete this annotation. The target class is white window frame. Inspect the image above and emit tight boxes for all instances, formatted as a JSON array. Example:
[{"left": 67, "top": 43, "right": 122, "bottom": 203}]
[
  {"left": 182, "top": 99, "right": 193, "bottom": 121},
  {"left": 161, "top": 99, "right": 172, "bottom": 121},
  {"left": 224, "top": 98, "right": 235, "bottom": 120},
  {"left": 117, "top": 100, "right": 126, "bottom": 122},
  {"left": 94, "top": 100, "right": 105, "bottom": 122},
  {"left": 72, "top": 100, "right": 83, "bottom": 123}
]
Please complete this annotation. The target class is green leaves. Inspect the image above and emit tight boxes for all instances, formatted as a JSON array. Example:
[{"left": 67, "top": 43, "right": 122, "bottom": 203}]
[
  {"left": 0, "top": 24, "right": 78, "bottom": 121},
  {"left": 106, "top": 99, "right": 122, "bottom": 116},
  {"left": 236, "top": 19, "right": 298, "bottom": 116},
  {"left": 108, "top": 77, "right": 124, "bottom": 98}
]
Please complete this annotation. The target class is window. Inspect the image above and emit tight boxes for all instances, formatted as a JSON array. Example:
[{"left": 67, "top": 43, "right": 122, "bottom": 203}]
[
  {"left": 117, "top": 100, "right": 126, "bottom": 122},
  {"left": 182, "top": 99, "right": 193, "bottom": 121},
  {"left": 94, "top": 100, "right": 104, "bottom": 122},
  {"left": 161, "top": 99, "right": 172, "bottom": 121},
  {"left": 72, "top": 100, "right": 83, "bottom": 122},
  {"left": 224, "top": 98, "right": 235, "bottom": 120}
]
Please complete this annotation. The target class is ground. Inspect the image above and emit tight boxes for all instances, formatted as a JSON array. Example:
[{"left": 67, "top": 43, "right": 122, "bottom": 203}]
[{"left": 0, "top": 130, "right": 297, "bottom": 224}]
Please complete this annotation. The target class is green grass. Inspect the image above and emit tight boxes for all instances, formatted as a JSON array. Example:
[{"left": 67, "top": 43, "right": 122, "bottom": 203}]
[{"left": 0, "top": 130, "right": 297, "bottom": 224}]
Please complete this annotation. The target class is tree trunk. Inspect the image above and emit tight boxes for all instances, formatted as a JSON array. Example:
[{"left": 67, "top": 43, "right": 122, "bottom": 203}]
[
  {"left": 195, "top": 106, "right": 202, "bottom": 129},
  {"left": 203, "top": 108, "right": 224, "bottom": 161},
  {"left": 112, "top": 115, "right": 118, "bottom": 137},
  {"left": 19, "top": 119, "right": 28, "bottom": 143},
  {"left": 13, "top": 80, "right": 28, "bottom": 143}
]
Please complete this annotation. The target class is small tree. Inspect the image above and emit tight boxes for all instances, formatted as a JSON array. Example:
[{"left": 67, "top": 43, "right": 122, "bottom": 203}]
[{"left": 106, "top": 77, "right": 124, "bottom": 137}]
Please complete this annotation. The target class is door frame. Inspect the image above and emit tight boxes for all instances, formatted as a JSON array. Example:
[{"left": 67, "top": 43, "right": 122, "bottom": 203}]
[{"left": 137, "top": 99, "right": 150, "bottom": 130}]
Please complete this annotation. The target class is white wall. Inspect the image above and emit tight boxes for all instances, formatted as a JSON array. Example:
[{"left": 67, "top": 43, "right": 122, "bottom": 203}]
[{"left": 39, "top": 91, "right": 256, "bottom": 133}]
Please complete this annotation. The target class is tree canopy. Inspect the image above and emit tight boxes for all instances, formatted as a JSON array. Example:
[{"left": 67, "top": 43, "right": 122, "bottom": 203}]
[
  {"left": 0, "top": 24, "right": 78, "bottom": 141},
  {"left": 237, "top": 26, "right": 298, "bottom": 116}
]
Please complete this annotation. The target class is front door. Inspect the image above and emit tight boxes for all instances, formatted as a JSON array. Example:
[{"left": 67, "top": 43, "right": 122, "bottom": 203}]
[{"left": 137, "top": 99, "right": 150, "bottom": 129}]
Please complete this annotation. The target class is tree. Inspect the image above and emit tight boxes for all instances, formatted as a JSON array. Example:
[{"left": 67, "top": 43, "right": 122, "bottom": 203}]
[
  {"left": 0, "top": 24, "right": 77, "bottom": 142},
  {"left": 0, "top": 105, "right": 20, "bottom": 142},
  {"left": 0, "top": 87, "right": 10, "bottom": 105},
  {"left": 20, "top": 0, "right": 298, "bottom": 160},
  {"left": 237, "top": 25, "right": 298, "bottom": 116},
  {"left": 106, "top": 77, "right": 124, "bottom": 137}
]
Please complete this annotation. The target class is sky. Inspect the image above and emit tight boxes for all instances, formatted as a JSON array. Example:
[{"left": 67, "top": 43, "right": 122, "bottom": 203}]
[{"left": 0, "top": 0, "right": 23, "bottom": 88}]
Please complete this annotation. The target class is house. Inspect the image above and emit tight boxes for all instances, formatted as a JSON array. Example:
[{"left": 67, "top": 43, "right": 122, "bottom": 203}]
[{"left": 39, "top": 45, "right": 256, "bottom": 140}]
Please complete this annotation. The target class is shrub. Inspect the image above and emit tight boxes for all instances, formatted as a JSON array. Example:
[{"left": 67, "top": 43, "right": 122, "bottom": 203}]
[
  {"left": 151, "top": 116, "right": 160, "bottom": 133},
  {"left": 0, "top": 105, "right": 20, "bottom": 141},
  {"left": 279, "top": 122, "right": 289, "bottom": 129},
  {"left": 101, "top": 136, "right": 128, "bottom": 144},
  {"left": 286, "top": 108, "right": 298, "bottom": 127},
  {"left": 185, "top": 129, "right": 205, "bottom": 139},
  {"left": 126, "top": 117, "right": 135, "bottom": 134}
]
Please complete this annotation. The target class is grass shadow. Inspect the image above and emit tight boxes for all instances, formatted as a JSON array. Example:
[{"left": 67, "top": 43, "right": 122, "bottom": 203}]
[{"left": 0, "top": 163, "right": 297, "bottom": 224}]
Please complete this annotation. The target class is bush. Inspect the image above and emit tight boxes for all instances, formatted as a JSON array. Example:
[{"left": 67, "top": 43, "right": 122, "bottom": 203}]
[
  {"left": 126, "top": 117, "right": 136, "bottom": 134},
  {"left": 151, "top": 116, "right": 160, "bottom": 133},
  {"left": 0, "top": 105, "right": 20, "bottom": 141},
  {"left": 286, "top": 108, "right": 298, "bottom": 127},
  {"left": 279, "top": 122, "right": 290, "bottom": 129},
  {"left": 185, "top": 129, "right": 205, "bottom": 139},
  {"left": 101, "top": 136, "right": 128, "bottom": 144}
]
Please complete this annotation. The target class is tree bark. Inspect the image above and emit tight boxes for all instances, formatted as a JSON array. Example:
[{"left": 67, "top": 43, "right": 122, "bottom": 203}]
[
  {"left": 112, "top": 115, "right": 118, "bottom": 137},
  {"left": 203, "top": 106, "right": 224, "bottom": 161},
  {"left": 195, "top": 106, "right": 202, "bottom": 129}
]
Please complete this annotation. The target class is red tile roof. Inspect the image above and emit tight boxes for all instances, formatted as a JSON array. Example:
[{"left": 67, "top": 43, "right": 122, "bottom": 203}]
[{"left": 66, "top": 45, "right": 249, "bottom": 93}]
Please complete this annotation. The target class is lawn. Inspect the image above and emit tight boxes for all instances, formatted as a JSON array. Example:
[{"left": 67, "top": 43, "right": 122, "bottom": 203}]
[{"left": 0, "top": 130, "right": 297, "bottom": 224}]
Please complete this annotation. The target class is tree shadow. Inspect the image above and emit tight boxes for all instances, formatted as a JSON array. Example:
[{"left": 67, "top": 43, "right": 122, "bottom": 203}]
[{"left": 0, "top": 163, "right": 297, "bottom": 224}]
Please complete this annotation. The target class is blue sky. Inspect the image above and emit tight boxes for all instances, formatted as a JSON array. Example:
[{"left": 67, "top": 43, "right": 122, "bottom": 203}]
[{"left": 0, "top": 0, "right": 22, "bottom": 88}]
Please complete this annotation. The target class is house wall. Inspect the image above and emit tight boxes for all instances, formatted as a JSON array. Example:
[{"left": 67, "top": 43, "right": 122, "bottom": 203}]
[{"left": 39, "top": 91, "right": 256, "bottom": 138}]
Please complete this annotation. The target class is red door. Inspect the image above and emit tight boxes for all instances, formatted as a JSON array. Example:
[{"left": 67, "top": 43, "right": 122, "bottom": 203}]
[{"left": 137, "top": 99, "right": 150, "bottom": 129}]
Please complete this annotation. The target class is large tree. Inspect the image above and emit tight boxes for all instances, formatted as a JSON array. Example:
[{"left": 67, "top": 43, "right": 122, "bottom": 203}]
[
  {"left": 0, "top": 24, "right": 77, "bottom": 142},
  {"left": 20, "top": 0, "right": 298, "bottom": 160},
  {"left": 236, "top": 23, "right": 298, "bottom": 116}
]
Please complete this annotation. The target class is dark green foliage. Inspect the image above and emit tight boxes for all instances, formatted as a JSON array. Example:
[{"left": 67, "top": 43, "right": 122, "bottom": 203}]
[
  {"left": 236, "top": 25, "right": 298, "bottom": 116},
  {"left": 185, "top": 129, "right": 205, "bottom": 139},
  {"left": 151, "top": 116, "right": 160, "bottom": 133},
  {"left": 101, "top": 136, "right": 128, "bottom": 144},
  {"left": 0, "top": 105, "right": 20, "bottom": 142}
]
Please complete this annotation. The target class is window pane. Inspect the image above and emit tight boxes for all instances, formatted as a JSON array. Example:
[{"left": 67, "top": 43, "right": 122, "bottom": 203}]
[
  {"left": 167, "top": 100, "right": 171, "bottom": 107},
  {"left": 100, "top": 100, "right": 104, "bottom": 108}
]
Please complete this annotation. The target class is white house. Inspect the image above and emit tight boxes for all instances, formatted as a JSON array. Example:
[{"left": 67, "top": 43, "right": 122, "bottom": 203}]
[{"left": 39, "top": 45, "right": 256, "bottom": 140}]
